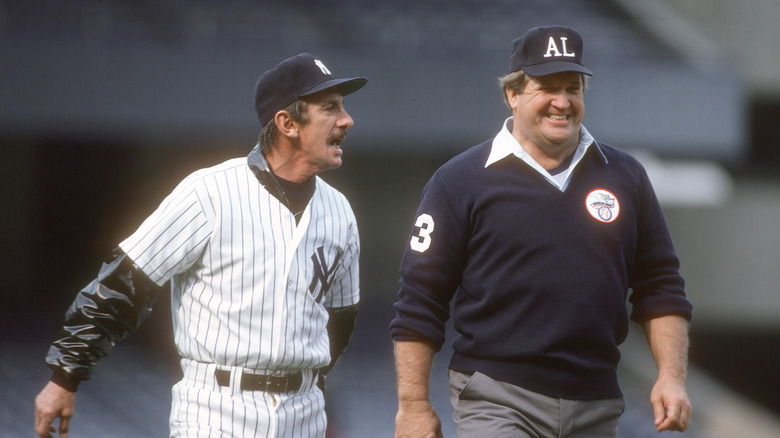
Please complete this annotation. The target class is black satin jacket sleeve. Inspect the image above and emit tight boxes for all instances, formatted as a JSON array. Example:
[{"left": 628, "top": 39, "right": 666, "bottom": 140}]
[
  {"left": 44, "top": 248, "right": 162, "bottom": 391},
  {"left": 321, "top": 304, "right": 359, "bottom": 376}
]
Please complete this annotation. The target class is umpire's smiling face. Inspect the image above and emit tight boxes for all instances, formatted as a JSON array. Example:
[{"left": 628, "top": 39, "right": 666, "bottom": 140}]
[
  {"left": 507, "top": 71, "right": 585, "bottom": 154},
  {"left": 298, "top": 88, "right": 355, "bottom": 173}
]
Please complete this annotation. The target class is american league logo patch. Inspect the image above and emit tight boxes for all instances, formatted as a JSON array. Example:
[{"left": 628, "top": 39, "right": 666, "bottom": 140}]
[{"left": 585, "top": 189, "right": 620, "bottom": 223}]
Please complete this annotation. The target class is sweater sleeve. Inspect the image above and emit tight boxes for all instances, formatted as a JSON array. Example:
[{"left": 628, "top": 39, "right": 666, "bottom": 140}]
[
  {"left": 390, "top": 173, "right": 468, "bottom": 351},
  {"left": 628, "top": 166, "right": 693, "bottom": 322}
]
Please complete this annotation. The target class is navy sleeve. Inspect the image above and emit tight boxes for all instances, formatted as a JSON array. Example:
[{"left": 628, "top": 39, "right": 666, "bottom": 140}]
[
  {"left": 389, "top": 173, "right": 468, "bottom": 351},
  {"left": 628, "top": 167, "right": 693, "bottom": 322}
]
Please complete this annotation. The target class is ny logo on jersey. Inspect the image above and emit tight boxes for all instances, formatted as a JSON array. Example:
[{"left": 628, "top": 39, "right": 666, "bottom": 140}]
[{"left": 309, "top": 246, "right": 342, "bottom": 303}]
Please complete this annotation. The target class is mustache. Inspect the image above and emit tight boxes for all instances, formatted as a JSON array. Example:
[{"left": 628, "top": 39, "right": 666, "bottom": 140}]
[{"left": 328, "top": 130, "right": 348, "bottom": 143}]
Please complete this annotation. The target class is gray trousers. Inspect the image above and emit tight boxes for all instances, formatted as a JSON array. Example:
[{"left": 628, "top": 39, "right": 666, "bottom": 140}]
[{"left": 449, "top": 370, "right": 624, "bottom": 438}]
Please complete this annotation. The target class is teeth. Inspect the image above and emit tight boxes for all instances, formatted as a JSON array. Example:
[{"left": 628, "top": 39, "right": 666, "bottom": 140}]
[{"left": 549, "top": 115, "right": 568, "bottom": 120}]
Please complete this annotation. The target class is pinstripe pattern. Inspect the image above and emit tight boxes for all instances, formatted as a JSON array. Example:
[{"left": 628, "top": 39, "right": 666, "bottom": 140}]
[
  {"left": 170, "top": 359, "right": 325, "bottom": 438},
  {"left": 120, "top": 156, "right": 359, "bottom": 437}
]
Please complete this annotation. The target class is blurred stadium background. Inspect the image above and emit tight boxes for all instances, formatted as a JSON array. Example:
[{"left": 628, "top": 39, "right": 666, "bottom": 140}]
[{"left": 2, "top": 1, "right": 779, "bottom": 436}]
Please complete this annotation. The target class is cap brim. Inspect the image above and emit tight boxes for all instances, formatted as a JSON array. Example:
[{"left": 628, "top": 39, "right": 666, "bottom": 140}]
[
  {"left": 522, "top": 62, "right": 593, "bottom": 77},
  {"left": 302, "top": 77, "right": 368, "bottom": 97}
]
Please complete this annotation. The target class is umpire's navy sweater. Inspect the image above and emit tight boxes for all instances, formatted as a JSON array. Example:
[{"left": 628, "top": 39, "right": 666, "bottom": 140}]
[{"left": 390, "top": 131, "right": 692, "bottom": 400}]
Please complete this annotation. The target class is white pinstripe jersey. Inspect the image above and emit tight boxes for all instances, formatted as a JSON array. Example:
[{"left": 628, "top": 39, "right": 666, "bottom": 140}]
[{"left": 119, "top": 156, "right": 360, "bottom": 372}]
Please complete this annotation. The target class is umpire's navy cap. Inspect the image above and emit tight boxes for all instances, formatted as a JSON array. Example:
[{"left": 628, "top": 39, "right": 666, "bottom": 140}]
[
  {"left": 510, "top": 26, "right": 593, "bottom": 77},
  {"left": 254, "top": 53, "right": 367, "bottom": 127}
]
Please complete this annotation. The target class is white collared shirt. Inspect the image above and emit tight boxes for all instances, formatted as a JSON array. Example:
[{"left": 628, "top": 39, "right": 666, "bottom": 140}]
[{"left": 485, "top": 117, "right": 598, "bottom": 192}]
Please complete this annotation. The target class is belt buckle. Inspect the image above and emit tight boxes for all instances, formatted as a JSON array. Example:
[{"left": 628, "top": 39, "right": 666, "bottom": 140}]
[{"left": 265, "top": 374, "right": 286, "bottom": 392}]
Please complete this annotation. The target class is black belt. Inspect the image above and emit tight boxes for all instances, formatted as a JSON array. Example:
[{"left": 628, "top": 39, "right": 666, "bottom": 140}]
[{"left": 215, "top": 369, "right": 304, "bottom": 393}]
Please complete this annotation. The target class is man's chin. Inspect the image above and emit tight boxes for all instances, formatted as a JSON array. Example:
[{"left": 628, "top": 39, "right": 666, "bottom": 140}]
[
  {"left": 545, "top": 131, "right": 578, "bottom": 146},
  {"left": 321, "top": 160, "right": 343, "bottom": 173}
]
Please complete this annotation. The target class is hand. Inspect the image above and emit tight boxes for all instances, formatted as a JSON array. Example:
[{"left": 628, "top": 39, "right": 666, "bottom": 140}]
[
  {"left": 35, "top": 381, "right": 76, "bottom": 438},
  {"left": 395, "top": 400, "right": 442, "bottom": 438},
  {"left": 650, "top": 376, "right": 691, "bottom": 432}
]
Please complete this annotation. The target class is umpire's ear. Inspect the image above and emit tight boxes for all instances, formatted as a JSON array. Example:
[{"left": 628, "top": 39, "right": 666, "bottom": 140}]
[{"left": 505, "top": 86, "right": 522, "bottom": 112}]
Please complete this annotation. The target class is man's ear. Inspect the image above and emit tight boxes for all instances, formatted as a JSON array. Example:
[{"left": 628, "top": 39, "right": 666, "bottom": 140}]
[
  {"left": 274, "top": 110, "right": 299, "bottom": 138},
  {"left": 505, "top": 88, "right": 520, "bottom": 111}
]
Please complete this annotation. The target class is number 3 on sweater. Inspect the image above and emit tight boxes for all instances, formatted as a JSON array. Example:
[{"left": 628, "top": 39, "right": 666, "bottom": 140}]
[{"left": 410, "top": 213, "right": 434, "bottom": 253}]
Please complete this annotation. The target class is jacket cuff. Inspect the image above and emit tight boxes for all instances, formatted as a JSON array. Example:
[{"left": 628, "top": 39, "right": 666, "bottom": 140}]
[{"left": 51, "top": 368, "right": 81, "bottom": 392}]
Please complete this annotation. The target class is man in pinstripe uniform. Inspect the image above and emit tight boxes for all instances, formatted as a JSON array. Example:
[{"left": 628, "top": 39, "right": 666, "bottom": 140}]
[{"left": 35, "top": 53, "right": 367, "bottom": 438}]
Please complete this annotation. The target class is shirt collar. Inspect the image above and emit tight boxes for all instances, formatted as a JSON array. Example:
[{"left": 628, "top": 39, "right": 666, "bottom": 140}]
[
  {"left": 485, "top": 117, "right": 605, "bottom": 191},
  {"left": 247, "top": 142, "right": 271, "bottom": 173},
  {"left": 485, "top": 117, "right": 604, "bottom": 168}
]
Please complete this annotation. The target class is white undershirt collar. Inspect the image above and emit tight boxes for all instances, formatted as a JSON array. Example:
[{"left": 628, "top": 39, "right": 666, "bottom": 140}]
[{"left": 485, "top": 117, "right": 602, "bottom": 191}]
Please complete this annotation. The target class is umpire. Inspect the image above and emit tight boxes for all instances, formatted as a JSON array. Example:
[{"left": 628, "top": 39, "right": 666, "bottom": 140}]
[
  {"left": 35, "top": 53, "right": 367, "bottom": 438},
  {"left": 391, "top": 26, "right": 693, "bottom": 437}
]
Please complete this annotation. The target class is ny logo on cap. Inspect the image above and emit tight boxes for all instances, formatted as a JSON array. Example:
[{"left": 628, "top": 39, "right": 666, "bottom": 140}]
[
  {"left": 544, "top": 36, "right": 576, "bottom": 58},
  {"left": 314, "top": 59, "right": 331, "bottom": 75}
]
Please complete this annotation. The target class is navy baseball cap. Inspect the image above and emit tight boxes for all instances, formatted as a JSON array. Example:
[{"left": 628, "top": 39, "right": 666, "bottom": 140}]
[
  {"left": 510, "top": 26, "right": 593, "bottom": 76},
  {"left": 254, "top": 53, "right": 368, "bottom": 126}
]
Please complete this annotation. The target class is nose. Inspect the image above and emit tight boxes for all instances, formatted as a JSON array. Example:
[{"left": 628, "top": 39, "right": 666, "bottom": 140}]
[
  {"left": 551, "top": 91, "right": 570, "bottom": 109},
  {"left": 339, "top": 109, "right": 354, "bottom": 130}
]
